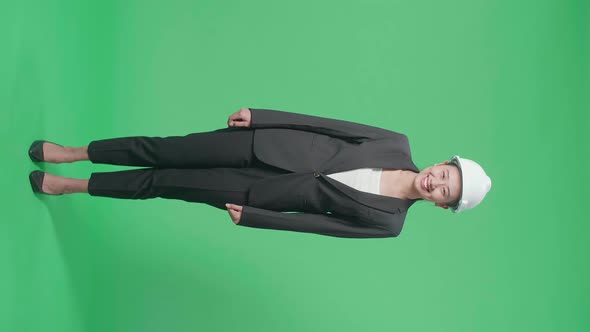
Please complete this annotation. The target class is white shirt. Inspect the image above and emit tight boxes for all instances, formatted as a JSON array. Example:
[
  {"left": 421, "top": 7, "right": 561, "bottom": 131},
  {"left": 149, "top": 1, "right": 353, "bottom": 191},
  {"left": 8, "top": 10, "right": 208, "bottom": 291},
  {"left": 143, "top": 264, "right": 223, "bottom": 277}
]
[{"left": 326, "top": 168, "right": 383, "bottom": 195}]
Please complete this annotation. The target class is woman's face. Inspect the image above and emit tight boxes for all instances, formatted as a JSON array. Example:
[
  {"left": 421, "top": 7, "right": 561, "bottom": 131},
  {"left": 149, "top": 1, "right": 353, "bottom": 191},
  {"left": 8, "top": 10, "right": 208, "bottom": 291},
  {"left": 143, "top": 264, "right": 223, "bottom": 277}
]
[{"left": 414, "top": 161, "right": 462, "bottom": 209}]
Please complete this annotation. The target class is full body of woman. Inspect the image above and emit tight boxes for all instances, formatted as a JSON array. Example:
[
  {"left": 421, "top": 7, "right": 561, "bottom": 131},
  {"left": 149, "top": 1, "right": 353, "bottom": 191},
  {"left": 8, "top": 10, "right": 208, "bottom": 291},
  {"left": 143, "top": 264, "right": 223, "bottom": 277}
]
[{"left": 29, "top": 108, "right": 491, "bottom": 238}]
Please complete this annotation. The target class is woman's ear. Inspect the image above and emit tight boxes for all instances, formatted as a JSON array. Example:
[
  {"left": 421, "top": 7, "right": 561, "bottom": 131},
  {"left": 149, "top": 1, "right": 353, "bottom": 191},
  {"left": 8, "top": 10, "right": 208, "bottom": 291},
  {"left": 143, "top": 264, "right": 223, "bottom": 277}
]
[{"left": 435, "top": 203, "right": 449, "bottom": 209}]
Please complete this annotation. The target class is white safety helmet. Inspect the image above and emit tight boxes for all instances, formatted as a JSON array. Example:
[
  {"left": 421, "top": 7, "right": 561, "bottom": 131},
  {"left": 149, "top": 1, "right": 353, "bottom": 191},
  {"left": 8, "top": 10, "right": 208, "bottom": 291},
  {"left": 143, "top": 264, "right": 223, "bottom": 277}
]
[{"left": 447, "top": 155, "right": 492, "bottom": 213}]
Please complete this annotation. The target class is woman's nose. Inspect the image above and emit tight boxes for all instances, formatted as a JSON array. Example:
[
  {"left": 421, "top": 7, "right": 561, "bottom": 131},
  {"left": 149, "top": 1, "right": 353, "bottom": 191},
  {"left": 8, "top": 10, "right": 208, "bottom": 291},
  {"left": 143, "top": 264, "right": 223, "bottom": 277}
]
[{"left": 431, "top": 176, "right": 444, "bottom": 187}]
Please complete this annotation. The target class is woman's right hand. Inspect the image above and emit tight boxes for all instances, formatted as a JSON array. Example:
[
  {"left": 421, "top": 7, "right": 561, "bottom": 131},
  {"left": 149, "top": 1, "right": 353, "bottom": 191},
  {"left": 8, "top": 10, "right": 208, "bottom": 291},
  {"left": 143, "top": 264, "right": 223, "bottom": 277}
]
[{"left": 227, "top": 108, "right": 252, "bottom": 128}]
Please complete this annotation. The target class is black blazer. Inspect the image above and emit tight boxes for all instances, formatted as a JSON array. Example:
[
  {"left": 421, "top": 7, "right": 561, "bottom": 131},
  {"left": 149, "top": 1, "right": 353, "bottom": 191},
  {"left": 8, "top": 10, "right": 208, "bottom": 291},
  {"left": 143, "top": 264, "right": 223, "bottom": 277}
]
[{"left": 238, "top": 108, "right": 420, "bottom": 239}]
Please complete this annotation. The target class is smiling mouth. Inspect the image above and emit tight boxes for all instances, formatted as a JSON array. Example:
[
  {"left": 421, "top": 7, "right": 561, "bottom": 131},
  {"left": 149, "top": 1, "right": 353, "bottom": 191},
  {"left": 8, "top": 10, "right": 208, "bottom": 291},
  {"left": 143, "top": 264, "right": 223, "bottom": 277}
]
[{"left": 421, "top": 175, "right": 429, "bottom": 192}]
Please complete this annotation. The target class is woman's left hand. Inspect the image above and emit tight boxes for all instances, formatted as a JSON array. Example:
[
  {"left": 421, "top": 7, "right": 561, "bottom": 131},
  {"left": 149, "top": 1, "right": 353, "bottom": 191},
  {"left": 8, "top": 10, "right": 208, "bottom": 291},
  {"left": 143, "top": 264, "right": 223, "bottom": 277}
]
[{"left": 225, "top": 203, "right": 243, "bottom": 224}]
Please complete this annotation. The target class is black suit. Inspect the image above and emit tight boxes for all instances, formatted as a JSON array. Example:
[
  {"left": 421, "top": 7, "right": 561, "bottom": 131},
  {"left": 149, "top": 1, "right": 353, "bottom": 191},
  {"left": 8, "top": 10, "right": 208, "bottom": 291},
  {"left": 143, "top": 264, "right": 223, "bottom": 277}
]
[{"left": 87, "top": 108, "right": 420, "bottom": 239}]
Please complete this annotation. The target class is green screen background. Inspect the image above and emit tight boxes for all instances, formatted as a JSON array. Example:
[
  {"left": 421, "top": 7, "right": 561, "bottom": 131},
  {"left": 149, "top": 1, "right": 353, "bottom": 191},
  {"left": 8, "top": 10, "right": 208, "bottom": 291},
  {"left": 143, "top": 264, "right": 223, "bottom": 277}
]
[{"left": 2, "top": 0, "right": 588, "bottom": 331}]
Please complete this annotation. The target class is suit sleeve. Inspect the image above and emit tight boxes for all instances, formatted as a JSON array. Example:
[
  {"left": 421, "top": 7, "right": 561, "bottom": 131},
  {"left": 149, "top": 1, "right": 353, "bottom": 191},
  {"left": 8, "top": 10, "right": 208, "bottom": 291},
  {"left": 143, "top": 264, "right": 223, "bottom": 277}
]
[
  {"left": 248, "top": 108, "right": 404, "bottom": 142},
  {"left": 236, "top": 205, "right": 397, "bottom": 239}
]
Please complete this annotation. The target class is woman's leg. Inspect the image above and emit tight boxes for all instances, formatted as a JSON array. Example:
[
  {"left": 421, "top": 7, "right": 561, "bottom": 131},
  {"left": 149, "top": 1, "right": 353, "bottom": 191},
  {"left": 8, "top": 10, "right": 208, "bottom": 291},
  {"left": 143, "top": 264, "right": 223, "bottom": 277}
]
[
  {"left": 40, "top": 144, "right": 89, "bottom": 163},
  {"left": 39, "top": 163, "right": 288, "bottom": 210},
  {"left": 85, "top": 166, "right": 286, "bottom": 210},
  {"left": 40, "top": 173, "right": 89, "bottom": 195},
  {"left": 41, "top": 127, "right": 253, "bottom": 167},
  {"left": 86, "top": 127, "right": 255, "bottom": 168}
]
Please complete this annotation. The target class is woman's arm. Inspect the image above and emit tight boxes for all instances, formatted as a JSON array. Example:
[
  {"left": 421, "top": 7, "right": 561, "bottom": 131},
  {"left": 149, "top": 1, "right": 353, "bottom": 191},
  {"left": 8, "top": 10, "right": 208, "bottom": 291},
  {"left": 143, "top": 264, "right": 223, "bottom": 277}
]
[
  {"left": 248, "top": 108, "right": 405, "bottom": 142},
  {"left": 236, "top": 205, "right": 398, "bottom": 239}
]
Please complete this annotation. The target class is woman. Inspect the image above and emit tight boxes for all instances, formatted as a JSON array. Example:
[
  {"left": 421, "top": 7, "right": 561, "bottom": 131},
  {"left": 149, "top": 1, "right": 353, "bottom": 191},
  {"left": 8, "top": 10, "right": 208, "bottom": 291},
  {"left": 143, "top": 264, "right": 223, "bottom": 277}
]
[{"left": 28, "top": 108, "right": 492, "bottom": 238}]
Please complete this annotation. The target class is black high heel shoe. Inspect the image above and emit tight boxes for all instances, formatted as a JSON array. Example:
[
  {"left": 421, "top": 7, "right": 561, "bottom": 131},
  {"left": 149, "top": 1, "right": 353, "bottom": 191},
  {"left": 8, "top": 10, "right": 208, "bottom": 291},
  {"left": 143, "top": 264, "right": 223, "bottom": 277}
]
[
  {"left": 29, "top": 140, "right": 63, "bottom": 162},
  {"left": 29, "top": 170, "right": 63, "bottom": 195}
]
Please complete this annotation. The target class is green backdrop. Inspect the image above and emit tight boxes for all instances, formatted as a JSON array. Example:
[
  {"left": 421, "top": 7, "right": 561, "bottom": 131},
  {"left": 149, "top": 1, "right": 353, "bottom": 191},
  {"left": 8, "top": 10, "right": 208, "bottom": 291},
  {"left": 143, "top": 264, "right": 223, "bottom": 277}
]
[{"left": 2, "top": 0, "right": 588, "bottom": 331}]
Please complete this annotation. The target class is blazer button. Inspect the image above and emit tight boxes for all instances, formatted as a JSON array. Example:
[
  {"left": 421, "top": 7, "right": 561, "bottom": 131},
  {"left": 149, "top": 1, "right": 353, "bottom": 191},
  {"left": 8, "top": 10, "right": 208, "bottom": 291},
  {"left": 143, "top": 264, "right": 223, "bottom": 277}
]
[{"left": 313, "top": 172, "right": 320, "bottom": 177}]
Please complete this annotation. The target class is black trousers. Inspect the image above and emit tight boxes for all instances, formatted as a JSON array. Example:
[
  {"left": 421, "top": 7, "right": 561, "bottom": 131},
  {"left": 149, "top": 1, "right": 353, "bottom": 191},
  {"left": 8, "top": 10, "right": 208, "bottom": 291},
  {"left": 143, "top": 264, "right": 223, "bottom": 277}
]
[{"left": 87, "top": 127, "right": 290, "bottom": 211}]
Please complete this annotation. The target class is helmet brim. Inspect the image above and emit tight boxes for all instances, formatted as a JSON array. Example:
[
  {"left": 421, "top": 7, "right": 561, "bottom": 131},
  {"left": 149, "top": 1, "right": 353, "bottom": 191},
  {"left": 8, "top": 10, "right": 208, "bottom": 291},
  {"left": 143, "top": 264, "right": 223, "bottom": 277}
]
[{"left": 448, "top": 155, "right": 464, "bottom": 213}]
